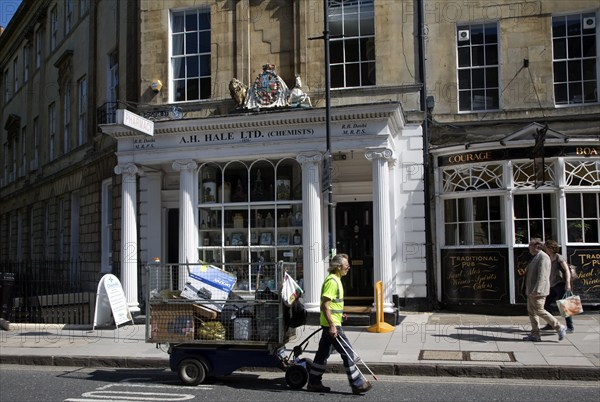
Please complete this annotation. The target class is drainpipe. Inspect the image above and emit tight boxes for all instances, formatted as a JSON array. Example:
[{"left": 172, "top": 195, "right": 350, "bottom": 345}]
[{"left": 417, "top": 0, "right": 437, "bottom": 309}]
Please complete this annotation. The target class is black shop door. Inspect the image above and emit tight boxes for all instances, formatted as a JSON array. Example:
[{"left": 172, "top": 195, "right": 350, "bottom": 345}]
[{"left": 335, "top": 202, "right": 374, "bottom": 304}]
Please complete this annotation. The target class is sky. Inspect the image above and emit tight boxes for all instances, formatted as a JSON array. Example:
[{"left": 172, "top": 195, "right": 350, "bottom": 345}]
[{"left": 1, "top": 0, "right": 22, "bottom": 29}]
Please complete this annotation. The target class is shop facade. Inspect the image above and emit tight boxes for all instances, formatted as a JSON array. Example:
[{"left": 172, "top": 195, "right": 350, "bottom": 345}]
[
  {"left": 101, "top": 102, "right": 426, "bottom": 317},
  {"left": 431, "top": 123, "right": 600, "bottom": 308}
]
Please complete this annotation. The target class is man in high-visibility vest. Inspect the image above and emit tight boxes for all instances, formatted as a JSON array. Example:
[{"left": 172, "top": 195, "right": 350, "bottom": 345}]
[{"left": 307, "top": 253, "right": 372, "bottom": 394}]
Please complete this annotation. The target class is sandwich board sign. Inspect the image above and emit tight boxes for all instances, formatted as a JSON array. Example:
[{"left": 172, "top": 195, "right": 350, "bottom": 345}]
[{"left": 93, "top": 274, "right": 133, "bottom": 329}]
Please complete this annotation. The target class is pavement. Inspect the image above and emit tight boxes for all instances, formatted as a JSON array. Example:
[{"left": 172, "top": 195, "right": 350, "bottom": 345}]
[{"left": 1, "top": 311, "right": 599, "bottom": 382}]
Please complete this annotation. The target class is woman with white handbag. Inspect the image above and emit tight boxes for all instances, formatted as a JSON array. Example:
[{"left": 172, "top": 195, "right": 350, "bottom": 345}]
[{"left": 542, "top": 240, "right": 575, "bottom": 333}]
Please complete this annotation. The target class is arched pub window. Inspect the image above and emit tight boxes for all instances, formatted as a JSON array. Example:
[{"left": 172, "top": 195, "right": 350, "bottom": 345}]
[
  {"left": 442, "top": 163, "right": 505, "bottom": 246},
  {"left": 512, "top": 161, "right": 557, "bottom": 245}
]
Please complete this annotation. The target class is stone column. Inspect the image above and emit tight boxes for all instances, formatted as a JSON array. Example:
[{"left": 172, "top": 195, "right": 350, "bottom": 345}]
[
  {"left": 173, "top": 159, "right": 198, "bottom": 288},
  {"left": 297, "top": 152, "right": 325, "bottom": 312},
  {"left": 365, "top": 147, "right": 395, "bottom": 312},
  {"left": 114, "top": 163, "right": 140, "bottom": 313}
]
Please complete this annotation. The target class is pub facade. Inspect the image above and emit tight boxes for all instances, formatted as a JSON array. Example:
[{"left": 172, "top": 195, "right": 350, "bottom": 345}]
[{"left": 431, "top": 124, "right": 600, "bottom": 307}]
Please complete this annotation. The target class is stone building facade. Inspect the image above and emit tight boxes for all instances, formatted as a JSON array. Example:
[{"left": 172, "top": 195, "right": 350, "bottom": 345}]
[
  {"left": 0, "top": 0, "right": 139, "bottom": 321},
  {"left": 102, "top": 0, "right": 428, "bottom": 318},
  {"left": 2, "top": 1, "right": 598, "bottom": 325},
  {"left": 423, "top": 0, "right": 600, "bottom": 307}
]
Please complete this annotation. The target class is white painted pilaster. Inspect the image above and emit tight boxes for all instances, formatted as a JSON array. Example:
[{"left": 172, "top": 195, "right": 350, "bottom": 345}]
[
  {"left": 366, "top": 147, "right": 395, "bottom": 312},
  {"left": 173, "top": 159, "right": 198, "bottom": 288},
  {"left": 297, "top": 152, "right": 325, "bottom": 312},
  {"left": 114, "top": 163, "right": 140, "bottom": 313}
]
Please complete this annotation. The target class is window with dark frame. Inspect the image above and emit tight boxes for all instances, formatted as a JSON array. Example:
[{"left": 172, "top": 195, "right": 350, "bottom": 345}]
[
  {"left": 513, "top": 193, "right": 557, "bottom": 245},
  {"left": 566, "top": 193, "right": 599, "bottom": 243},
  {"left": 444, "top": 196, "right": 504, "bottom": 246},
  {"left": 456, "top": 22, "right": 500, "bottom": 112},
  {"left": 552, "top": 12, "right": 598, "bottom": 105},
  {"left": 171, "top": 8, "right": 211, "bottom": 102},
  {"left": 328, "top": 0, "right": 376, "bottom": 89}
]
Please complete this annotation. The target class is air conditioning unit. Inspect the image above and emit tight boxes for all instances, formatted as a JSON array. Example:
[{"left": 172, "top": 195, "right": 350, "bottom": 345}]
[
  {"left": 458, "top": 29, "right": 470, "bottom": 42},
  {"left": 583, "top": 16, "right": 595, "bottom": 30}
]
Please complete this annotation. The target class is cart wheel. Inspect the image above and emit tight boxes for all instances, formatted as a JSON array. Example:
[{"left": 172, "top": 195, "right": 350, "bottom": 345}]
[
  {"left": 178, "top": 358, "right": 207, "bottom": 386},
  {"left": 285, "top": 364, "right": 309, "bottom": 389}
]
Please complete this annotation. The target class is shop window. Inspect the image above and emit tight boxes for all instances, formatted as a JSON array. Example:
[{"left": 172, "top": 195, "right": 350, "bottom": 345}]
[
  {"left": 552, "top": 12, "right": 598, "bottom": 105},
  {"left": 513, "top": 161, "right": 555, "bottom": 188},
  {"left": 513, "top": 194, "right": 557, "bottom": 245},
  {"left": 566, "top": 193, "right": 599, "bottom": 243},
  {"left": 442, "top": 164, "right": 503, "bottom": 192},
  {"left": 565, "top": 160, "right": 600, "bottom": 186},
  {"left": 171, "top": 8, "right": 211, "bottom": 102},
  {"left": 456, "top": 22, "right": 500, "bottom": 112},
  {"left": 198, "top": 158, "right": 303, "bottom": 291},
  {"left": 444, "top": 196, "right": 504, "bottom": 245},
  {"left": 329, "top": 0, "right": 376, "bottom": 88}
]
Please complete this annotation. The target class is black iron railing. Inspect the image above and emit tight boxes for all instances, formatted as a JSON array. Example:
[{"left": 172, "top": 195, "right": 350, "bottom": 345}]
[
  {"left": 97, "top": 102, "right": 119, "bottom": 124},
  {"left": 0, "top": 260, "right": 146, "bottom": 325}
]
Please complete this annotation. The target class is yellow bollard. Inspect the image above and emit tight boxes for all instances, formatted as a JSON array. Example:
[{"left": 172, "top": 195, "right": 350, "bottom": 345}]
[{"left": 367, "top": 281, "right": 395, "bottom": 333}]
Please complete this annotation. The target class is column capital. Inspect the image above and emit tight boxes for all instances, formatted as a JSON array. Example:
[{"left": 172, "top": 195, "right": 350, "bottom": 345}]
[
  {"left": 172, "top": 159, "right": 198, "bottom": 172},
  {"left": 114, "top": 163, "right": 139, "bottom": 176},
  {"left": 296, "top": 152, "right": 323, "bottom": 165},
  {"left": 365, "top": 147, "right": 394, "bottom": 162}
]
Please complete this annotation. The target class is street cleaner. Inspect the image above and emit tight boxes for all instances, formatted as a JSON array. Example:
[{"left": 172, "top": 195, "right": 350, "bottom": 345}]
[{"left": 307, "top": 253, "right": 372, "bottom": 394}]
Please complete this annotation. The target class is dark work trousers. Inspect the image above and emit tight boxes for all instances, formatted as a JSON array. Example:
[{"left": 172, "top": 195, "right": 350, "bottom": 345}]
[
  {"left": 544, "top": 282, "right": 574, "bottom": 330},
  {"left": 308, "top": 326, "right": 365, "bottom": 388}
]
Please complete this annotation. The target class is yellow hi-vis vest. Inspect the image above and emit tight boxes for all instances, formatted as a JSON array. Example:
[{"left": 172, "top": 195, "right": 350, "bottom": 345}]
[{"left": 319, "top": 274, "right": 344, "bottom": 327}]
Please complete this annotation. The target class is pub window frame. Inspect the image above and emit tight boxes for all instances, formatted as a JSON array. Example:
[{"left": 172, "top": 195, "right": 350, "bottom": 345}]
[
  {"left": 564, "top": 159, "right": 600, "bottom": 244},
  {"left": 443, "top": 195, "right": 505, "bottom": 246},
  {"left": 440, "top": 162, "right": 506, "bottom": 247},
  {"left": 513, "top": 192, "right": 558, "bottom": 245},
  {"left": 566, "top": 192, "right": 600, "bottom": 244}
]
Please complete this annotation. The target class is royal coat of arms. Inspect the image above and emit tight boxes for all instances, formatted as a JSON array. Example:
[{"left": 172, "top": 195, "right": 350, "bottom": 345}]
[{"left": 244, "top": 64, "right": 290, "bottom": 109}]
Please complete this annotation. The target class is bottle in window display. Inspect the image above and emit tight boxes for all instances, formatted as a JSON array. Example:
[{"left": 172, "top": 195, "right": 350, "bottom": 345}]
[
  {"left": 252, "top": 170, "right": 264, "bottom": 200},
  {"left": 256, "top": 212, "right": 263, "bottom": 228},
  {"left": 278, "top": 213, "right": 287, "bottom": 227},
  {"left": 203, "top": 172, "right": 217, "bottom": 203},
  {"left": 232, "top": 179, "right": 246, "bottom": 202},
  {"left": 293, "top": 229, "right": 302, "bottom": 245},
  {"left": 265, "top": 212, "right": 274, "bottom": 227}
]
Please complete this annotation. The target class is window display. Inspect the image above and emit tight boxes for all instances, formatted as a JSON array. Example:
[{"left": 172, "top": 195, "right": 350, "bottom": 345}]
[{"left": 198, "top": 158, "right": 303, "bottom": 291}]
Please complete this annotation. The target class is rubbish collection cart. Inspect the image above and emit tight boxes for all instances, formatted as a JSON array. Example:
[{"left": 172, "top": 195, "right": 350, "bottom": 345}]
[{"left": 145, "top": 262, "right": 312, "bottom": 387}]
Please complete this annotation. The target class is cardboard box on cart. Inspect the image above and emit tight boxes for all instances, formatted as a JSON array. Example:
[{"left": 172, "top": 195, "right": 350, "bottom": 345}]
[{"left": 180, "top": 264, "right": 237, "bottom": 313}]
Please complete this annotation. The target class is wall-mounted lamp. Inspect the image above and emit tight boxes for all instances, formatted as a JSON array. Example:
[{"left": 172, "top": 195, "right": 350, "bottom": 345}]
[
  {"left": 150, "top": 80, "right": 163, "bottom": 93},
  {"left": 465, "top": 143, "right": 471, "bottom": 149}
]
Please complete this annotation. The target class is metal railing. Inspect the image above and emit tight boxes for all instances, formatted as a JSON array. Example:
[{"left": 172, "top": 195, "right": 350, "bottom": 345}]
[
  {"left": 0, "top": 260, "right": 132, "bottom": 325},
  {"left": 97, "top": 102, "right": 119, "bottom": 124}
]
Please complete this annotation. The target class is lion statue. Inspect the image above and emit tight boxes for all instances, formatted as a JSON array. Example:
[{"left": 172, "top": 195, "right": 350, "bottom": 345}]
[{"left": 229, "top": 78, "right": 247, "bottom": 108}]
